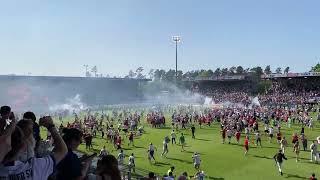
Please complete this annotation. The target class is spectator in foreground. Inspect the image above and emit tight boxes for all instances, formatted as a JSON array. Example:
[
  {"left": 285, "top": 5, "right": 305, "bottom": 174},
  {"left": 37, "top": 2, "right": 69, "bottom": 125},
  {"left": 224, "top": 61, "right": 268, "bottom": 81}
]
[
  {"left": 56, "top": 128, "right": 93, "bottom": 180},
  {"left": 167, "top": 166, "right": 175, "bottom": 177},
  {"left": 310, "top": 173, "right": 317, "bottom": 180},
  {"left": 88, "top": 155, "right": 121, "bottom": 180},
  {"left": 164, "top": 172, "right": 174, "bottom": 180},
  {"left": 16, "top": 120, "right": 36, "bottom": 162},
  {"left": 0, "top": 110, "right": 16, "bottom": 163},
  {"left": 177, "top": 172, "right": 188, "bottom": 180},
  {"left": 0, "top": 116, "right": 67, "bottom": 180},
  {"left": 147, "top": 172, "right": 156, "bottom": 180},
  {"left": 23, "top": 111, "right": 40, "bottom": 146}
]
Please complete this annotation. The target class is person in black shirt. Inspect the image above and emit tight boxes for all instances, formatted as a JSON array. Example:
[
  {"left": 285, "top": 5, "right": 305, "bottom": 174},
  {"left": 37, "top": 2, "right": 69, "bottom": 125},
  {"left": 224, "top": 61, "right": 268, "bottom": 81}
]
[
  {"left": 273, "top": 149, "right": 287, "bottom": 176},
  {"left": 56, "top": 128, "right": 93, "bottom": 180},
  {"left": 191, "top": 125, "right": 196, "bottom": 139}
]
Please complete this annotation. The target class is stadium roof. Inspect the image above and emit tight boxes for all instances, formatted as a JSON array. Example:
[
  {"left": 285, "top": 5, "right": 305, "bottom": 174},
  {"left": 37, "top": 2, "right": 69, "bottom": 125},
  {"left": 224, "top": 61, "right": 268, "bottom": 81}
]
[
  {"left": 0, "top": 75, "right": 151, "bottom": 81},
  {"left": 183, "top": 75, "right": 247, "bottom": 82},
  {"left": 261, "top": 72, "right": 320, "bottom": 79}
]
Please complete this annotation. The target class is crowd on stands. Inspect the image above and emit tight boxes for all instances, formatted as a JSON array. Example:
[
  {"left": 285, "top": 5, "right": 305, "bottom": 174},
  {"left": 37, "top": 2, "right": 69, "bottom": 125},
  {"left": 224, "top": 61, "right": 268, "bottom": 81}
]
[{"left": 198, "top": 80, "right": 320, "bottom": 108}]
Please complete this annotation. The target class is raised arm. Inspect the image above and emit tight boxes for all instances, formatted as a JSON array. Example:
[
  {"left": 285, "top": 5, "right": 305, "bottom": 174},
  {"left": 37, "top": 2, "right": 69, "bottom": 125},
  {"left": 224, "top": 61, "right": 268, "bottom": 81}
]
[
  {"left": 39, "top": 116, "right": 68, "bottom": 164},
  {"left": 0, "top": 116, "right": 16, "bottom": 163}
]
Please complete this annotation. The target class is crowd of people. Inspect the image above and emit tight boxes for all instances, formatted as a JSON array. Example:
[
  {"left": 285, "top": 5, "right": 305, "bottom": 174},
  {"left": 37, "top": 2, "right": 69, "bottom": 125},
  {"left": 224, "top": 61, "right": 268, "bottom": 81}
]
[
  {"left": 198, "top": 79, "right": 320, "bottom": 109},
  {"left": 1, "top": 78, "right": 320, "bottom": 180}
]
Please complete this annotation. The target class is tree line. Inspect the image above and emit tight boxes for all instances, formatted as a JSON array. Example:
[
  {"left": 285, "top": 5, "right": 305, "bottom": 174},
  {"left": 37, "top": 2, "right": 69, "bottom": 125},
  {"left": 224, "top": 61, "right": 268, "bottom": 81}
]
[
  {"left": 85, "top": 63, "right": 320, "bottom": 79},
  {"left": 144, "top": 65, "right": 290, "bottom": 82}
]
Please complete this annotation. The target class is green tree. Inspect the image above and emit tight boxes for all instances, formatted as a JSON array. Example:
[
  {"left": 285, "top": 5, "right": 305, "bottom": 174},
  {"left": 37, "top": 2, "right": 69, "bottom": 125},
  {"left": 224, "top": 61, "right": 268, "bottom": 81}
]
[
  {"left": 236, "top": 66, "right": 244, "bottom": 74},
  {"left": 182, "top": 71, "right": 192, "bottom": 80},
  {"left": 199, "top": 70, "right": 213, "bottom": 78},
  {"left": 214, "top": 68, "right": 221, "bottom": 76},
  {"left": 250, "top": 66, "right": 263, "bottom": 76},
  {"left": 126, "top": 70, "right": 136, "bottom": 78},
  {"left": 190, "top": 70, "right": 200, "bottom": 79},
  {"left": 264, "top": 65, "right": 272, "bottom": 75},
  {"left": 221, "top": 68, "right": 229, "bottom": 76},
  {"left": 148, "top": 69, "right": 155, "bottom": 79},
  {"left": 311, "top": 63, "right": 320, "bottom": 72},
  {"left": 177, "top": 70, "right": 183, "bottom": 81},
  {"left": 91, "top": 66, "right": 98, "bottom": 77},
  {"left": 207, "top": 69, "right": 214, "bottom": 77},
  {"left": 284, "top": 67, "right": 290, "bottom": 74},
  {"left": 275, "top": 67, "right": 282, "bottom": 74},
  {"left": 153, "top": 69, "right": 166, "bottom": 81},
  {"left": 163, "top": 69, "right": 176, "bottom": 82},
  {"left": 229, "top": 66, "right": 236, "bottom": 75}
]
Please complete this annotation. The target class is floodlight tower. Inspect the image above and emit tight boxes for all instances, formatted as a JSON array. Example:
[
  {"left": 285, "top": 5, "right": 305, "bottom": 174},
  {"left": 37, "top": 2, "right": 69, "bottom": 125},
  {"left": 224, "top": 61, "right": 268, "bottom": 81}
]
[
  {"left": 83, "top": 64, "right": 89, "bottom": 77},
  {"left": 172, "top": 36, "right": 181, "bottom": 80}
]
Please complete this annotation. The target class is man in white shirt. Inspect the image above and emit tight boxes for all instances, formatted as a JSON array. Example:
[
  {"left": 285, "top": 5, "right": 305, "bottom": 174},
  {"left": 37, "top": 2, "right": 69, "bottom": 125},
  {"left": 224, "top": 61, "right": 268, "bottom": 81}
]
[
  {"left": 117, "top": 150, "right": 125, "bottom": 165},
  {"left": 310, "top": 141, "right": 318, "bottom": 162},
  {"left": 171, "top": 130, "right": 177, "bottom": 145},
  {"left": 128, "top": 153, "right": 135, "bottom": 173},
  {"left": 226, "top": 129, "right": 233, "bottom": 144},
  {"left": 269, "top": 127, "right": 274, "bottom": 142},
  {"left": 192, "top": 152, "right": 201, "bottom": 170}
]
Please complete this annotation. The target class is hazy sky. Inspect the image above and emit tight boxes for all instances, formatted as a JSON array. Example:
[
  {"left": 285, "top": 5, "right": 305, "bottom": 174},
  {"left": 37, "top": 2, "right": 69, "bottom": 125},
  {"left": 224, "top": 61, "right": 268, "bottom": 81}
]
[{"left": 1, "top": 0, "right": 320, "bottom": 77}]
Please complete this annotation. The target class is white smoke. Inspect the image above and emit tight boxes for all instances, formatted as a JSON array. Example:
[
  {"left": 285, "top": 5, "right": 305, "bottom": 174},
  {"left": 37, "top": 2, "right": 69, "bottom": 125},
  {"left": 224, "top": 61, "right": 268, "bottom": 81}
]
[
  {"left": 49, "top": 94, "right": 87, "bottom": 113},
  {"left": 248, "top": 96, "right": 261, "bottom": 109},
  {"left": 204, "top": 97, "right": 213, "bottom": 105},
  {"left": 203, "top": 96, "right": 260, "bottom": 109},
  {"left": 143, "top": 81, "right": 205, "bottom": 105}
]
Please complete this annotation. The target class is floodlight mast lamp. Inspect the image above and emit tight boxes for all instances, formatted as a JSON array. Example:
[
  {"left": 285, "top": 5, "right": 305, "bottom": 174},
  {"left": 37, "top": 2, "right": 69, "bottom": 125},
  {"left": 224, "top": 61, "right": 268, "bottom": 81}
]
[{"left": 172, "top": 36, "right": 181, "bottom": 80}]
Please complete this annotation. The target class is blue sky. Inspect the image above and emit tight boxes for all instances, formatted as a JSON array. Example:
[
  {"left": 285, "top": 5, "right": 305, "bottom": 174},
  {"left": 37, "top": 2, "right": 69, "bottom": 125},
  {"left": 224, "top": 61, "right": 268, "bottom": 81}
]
[{"left": 0, "top": 0, "right": 319, "bottom": 77}]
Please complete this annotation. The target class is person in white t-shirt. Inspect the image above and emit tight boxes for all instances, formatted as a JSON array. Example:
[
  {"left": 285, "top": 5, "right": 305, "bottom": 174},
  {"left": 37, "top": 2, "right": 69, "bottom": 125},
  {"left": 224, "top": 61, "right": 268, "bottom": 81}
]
[
  {"left": 0, "top": 116, "right": 68, "bottom": 180},
  {"left": 309, "top": 118, "right": 313, "bottom": 130},
  {"left": 269, "top": 127, "right": 274, "bottom": 142},
  {"left": 171, "top": 130, "right": 177, "bottom": 145},
  {"left": 226, "top": 129, "right": 232, "bottom": 144},
  {"left": 128, "top": 153, "right": 135, "bottom": 173},
  {"left": 192, "top": 152, "right": 201, "bottom": 170},
  {"left": 117, "top": 150, "right": 125, "bottom": 165}
]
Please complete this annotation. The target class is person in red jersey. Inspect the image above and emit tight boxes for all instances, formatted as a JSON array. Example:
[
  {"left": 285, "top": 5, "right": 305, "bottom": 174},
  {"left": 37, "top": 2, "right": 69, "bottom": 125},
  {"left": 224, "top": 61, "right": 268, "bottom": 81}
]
[
  {"left": 235, "top": 131, "right": 241, "bottom": 144},
  {"left": 244, "top": 136, "right": 249, "bottom": 156},
  {"left": 276, "top": 131, "right": 282, "bottom": 144}
]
